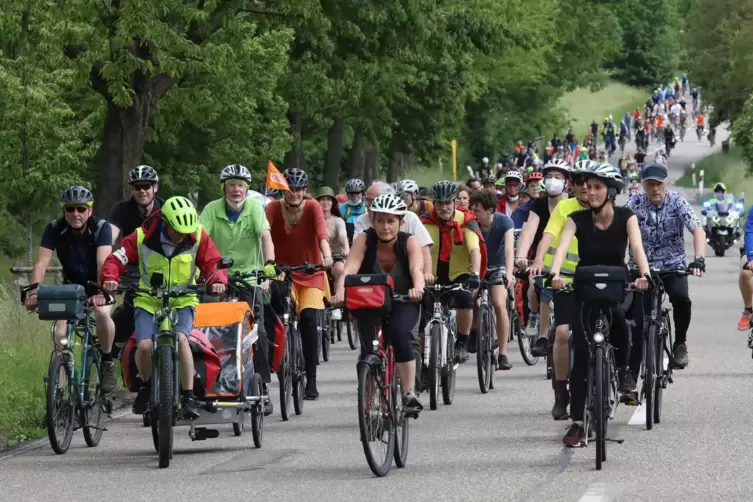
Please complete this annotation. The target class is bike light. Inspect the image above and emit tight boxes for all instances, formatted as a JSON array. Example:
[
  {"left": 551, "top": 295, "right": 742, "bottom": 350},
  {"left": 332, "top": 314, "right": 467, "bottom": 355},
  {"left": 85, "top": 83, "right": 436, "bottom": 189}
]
[
  {"left": 593, "top": 332, "right": 605, "bottom": 343},
  {"left": 331, "top": 308, "right": 342, "bottom": 321},
  {"left": 702, "top": 201, "right": 711, "bottom": 209}
]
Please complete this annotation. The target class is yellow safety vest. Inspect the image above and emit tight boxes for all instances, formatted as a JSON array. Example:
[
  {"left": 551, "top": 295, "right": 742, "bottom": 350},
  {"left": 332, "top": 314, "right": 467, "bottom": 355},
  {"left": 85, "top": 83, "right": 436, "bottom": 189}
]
[
  {"left": 134, "top": 225, "right": 202, "bottom": 313},
  {"left": 542, "top": 199, "right": 581, "bottom": 283}
]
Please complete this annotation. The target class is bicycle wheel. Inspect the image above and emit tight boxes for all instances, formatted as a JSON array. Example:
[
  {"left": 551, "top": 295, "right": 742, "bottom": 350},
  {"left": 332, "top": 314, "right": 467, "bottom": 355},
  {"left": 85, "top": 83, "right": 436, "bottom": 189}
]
[
  {"left": 428, "top": 323, "right": 440, "bottom": 410},
  {"left": 82, "top": 354, "right": 105, "bottom": 447},
  {"left": 441, "top": 327, "right": 456, "bottom": 406},
  {"left": 293, "top": 331, "right": 305, "bottom": 415},
  {"left": 336, "top": 319, "right": 343, "bottom": 342},
  {"left": 476, "top": 304, "right": 493, "bottom": 393},
  {"left": 46, "top": 353, "right": 75, "bottom": 454},
  {"left": 488, "top": 313, "right": 497, "bottom": 390},
  {"left": 515, "top": 309, "right": 538, "bottom": 366},
  {"left": 645, "top": 323, "right": 656, "bottom": 430},
  {"left": 594, "top": 346, "right": 605, "bottom": 471},
  {"left": 250, "top": 373, "right": 264, "bottom": 448},
  {"left": 654, "top": 324, "right": 667, "bottom": 424},
  {"left": 157, "top": 344, "right": 175, "bottom": 469},
  {"left": 348, "top": 317, "right": 360, "bottom": 350},
  {"left": 322, "top": 314, "right": 330, "bottom": 362},
  {"left": 277, "top": 327, "right": 293, "bottom": 421},
  {"left": 393, "top": 366, "right": 409, "bottom": 468},
  {"left": 357, "top": 361, "right": 394, "bottom": 477}
]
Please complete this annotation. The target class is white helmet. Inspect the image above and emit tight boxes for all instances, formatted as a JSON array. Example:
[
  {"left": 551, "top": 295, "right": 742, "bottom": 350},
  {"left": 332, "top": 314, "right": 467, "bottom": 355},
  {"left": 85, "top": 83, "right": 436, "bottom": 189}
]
[
  {"left": 543, "top": 159, "right": 570, "bottom": 176},
  {"left": 482, "top": 157, "right": 489, "bottom": 164},
  {"left": 495, "top": 162, "right": 503, "bottom": 169},
  {"left": 370, "top": 194, "right": 407, "bottom": 216},
  {"left": 400, "top": 179, "right": 419, "bottom": 194},
  {"left": 504, "top": 170, "right": 524, "bottom": 183},
  {"left": 585, "top": 163, "right": 624, "bottom": 191},
  {"left": 220, "top": 164, "right": 252, "bottom": 183}
]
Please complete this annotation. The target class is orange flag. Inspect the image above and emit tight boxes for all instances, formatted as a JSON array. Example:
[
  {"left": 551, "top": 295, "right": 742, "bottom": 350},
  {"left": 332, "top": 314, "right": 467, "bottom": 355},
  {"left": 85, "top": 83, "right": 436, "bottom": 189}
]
[{"left": 266, "top": 161, "right": 289, "bottom": 191}]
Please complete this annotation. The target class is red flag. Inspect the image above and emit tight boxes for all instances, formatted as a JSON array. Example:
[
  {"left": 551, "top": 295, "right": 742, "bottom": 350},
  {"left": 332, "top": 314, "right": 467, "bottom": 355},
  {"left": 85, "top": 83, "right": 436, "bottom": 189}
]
[{"left": 266, "top": 161, "right": 289, "bottom": 191}]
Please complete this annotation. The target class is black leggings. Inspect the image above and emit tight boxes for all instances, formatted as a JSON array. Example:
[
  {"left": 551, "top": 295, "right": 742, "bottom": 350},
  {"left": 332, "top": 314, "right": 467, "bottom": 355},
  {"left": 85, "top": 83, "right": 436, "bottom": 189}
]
[
  {"left": 628, "top": 274, "right": 691, "bottom": 376},
  {"left": 570, "top": 302, "right": 630, "bottom": 422},
  {"left": 357, "top": 302, "right": 420, "bottom": 363},
  {"left": 269, "top": 282, "right": 320, "bottom": 380}
]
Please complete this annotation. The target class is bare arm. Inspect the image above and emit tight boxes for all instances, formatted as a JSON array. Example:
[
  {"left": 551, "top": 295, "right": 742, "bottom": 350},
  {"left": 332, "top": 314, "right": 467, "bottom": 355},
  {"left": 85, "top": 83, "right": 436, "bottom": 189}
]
[
  {"left": 534, "top": 232, "right": 554, "bottom": 263},
  {"left": 406, "top": 236, "right": 425, "bottom": 290},
  {"left": 96, "top": 245, "right": 112, "bottom": 279},
  {"left": 470, "top": 248, "right": 481, "bottom": 275},
  {"left": 691, "top": 227, "right": 705, "bottom": 258},
  {"left": 627, "top": 215, "right": 651, "bottom": 276},
  {"left": 110, "top": 225, "right": 121, "bottom": 243},
  {"left": 338, "top": 219, "right": 350, "bottom": 255},
  {"left": 504, "top": 229, "right": 514, "bottom": 272},
  {"left": 422, "top": 245, "right": 432, "bottom": 274},
  {"left": 30, "top": 247, "right": 54, "bottom": 286},
  {"left": 550, "top": 219, "right": 576, "bottom": 276},
  {"left": 261, "top": 229, "right": 275, "bottom": 262},
  {"left": 516, "top": 211, "right": 540, "bottom": 259},
  {"left": 335, "top": 233, "right": 367, "bottom": 297}
]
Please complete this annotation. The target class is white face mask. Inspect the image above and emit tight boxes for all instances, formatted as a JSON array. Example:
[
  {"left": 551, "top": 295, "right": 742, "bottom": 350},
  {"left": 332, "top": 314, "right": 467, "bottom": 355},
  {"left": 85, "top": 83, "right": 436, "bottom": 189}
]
[
  {"left": 545, "top": 178, "right": 565, "bottom": 197},
  {"left": 226, "top": 198, "right": 245, "bottom": 211},
  {"left": 507, "top": 195, "right": 519, "bottom": 202}
]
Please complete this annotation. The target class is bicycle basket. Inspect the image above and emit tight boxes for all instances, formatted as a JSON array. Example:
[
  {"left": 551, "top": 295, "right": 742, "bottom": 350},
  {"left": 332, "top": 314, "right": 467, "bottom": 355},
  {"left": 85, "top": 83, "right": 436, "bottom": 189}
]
[
  {"left": 573, "top": 265, "right": 628, "bottom": 306},
  {"left": 37, "top": 284, "right": 87, "bottom": 321},
  {"left": 194, "top": 302, "right": 256, "bottom": 397},
  {"left": 344, "top": 274, "right": 394, "bottom": 319}
]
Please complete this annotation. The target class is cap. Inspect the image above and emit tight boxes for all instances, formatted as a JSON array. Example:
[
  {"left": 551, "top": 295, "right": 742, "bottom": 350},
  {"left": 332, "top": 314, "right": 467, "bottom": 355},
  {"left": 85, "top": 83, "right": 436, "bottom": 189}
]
[{"left": 641, "top": 163, "right": 668, "bottom": 181}]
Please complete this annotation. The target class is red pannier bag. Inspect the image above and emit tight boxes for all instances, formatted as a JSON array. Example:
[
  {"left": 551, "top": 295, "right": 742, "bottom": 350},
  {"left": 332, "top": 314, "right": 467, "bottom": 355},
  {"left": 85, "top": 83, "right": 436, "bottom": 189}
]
[
  {"left": 264, "top": 304, "right": 286, "bottom": 373},
  {"left": 344, "top": 274, "right": 394, "bottom": 319},
  {"left": 120, "top": 333, "right": 139, "bottom": 392}
]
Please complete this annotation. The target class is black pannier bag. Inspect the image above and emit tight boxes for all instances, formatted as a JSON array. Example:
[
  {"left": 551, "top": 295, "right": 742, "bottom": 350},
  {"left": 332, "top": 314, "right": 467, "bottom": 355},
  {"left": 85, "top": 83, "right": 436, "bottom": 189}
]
[
  {"left": 36, "top": 284, "right": 87, "bottom": 321},
  {"left": 573, "top": 265, "right": 628, "bottom": 306}
]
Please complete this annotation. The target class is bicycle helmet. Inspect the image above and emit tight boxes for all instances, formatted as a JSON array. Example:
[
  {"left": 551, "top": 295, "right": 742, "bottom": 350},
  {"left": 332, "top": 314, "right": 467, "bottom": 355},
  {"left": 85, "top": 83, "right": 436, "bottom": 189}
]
[
  {"left": 220, "top": 164, "right": 252, "bottom": 183},
  {"left": 481, "top": 173, "right": 495, "bottom": 185},
  {"left": 542, "top": 158, "right": 571, "bottom": 177},
  {"left": 504, "top": 170, "right": 524, "bottom": 183},
  {"left": 585, "top": 163, "right": 624, "bottom": 192},
  {"left": 345, "top": 179, "right": 365, "bottom": 193},
  {"left": 432, "top": 180, "right": 460, "bottom": 202},
  {"left": 537, "top": 180, "right": 546, "bottom": 193},
  {"left": 162, "top": 196, "right": 199, "bottom": 234},
  {"left": 526, "top": 172, "right": 544, "bottom": 182},
  {"left": 60, "top": 186, "right": 94, "bottom": 206},
  {"left": 572, "top": 159, "right": 598, "bottom": 180},
  {"left": 283, "top": 168, "right": 308, "bottom": 189},
  {"left": 128, "top": 165, "right": 159, "bottom": 184},
  {"left": 370, "top": 194, "right": 407, "bottom": 216},
  {"left": 714, "top": 182, "right": 726, "bottom": 193},
  {"left": 400, "top": 179, "right": 419, "bottom": 194}
]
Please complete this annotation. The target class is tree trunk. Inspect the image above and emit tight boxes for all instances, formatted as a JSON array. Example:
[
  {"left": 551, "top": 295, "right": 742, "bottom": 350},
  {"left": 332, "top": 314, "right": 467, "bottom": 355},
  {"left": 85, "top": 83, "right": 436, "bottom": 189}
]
[
  {"left": 364, "top": 145, "right": 379, "bottom": 186},
  {"left": 283, "top": 110, "right": 307, "bottom": 170},
  {"left": 348, "top": 126, "right": 366, "bottom": 179},
  {"left": 386, "top": 136, "right": 403, "bottom": 182},
  {"left": 323, "top": 116, "right": 345, "bottom": 189}
]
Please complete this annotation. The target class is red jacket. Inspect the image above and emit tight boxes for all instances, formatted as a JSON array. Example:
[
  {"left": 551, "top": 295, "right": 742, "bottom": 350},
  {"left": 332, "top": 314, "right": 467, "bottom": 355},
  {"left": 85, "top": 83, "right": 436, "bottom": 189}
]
[{"left": 101, "top": 211, "right": 228, "bottom": 286}]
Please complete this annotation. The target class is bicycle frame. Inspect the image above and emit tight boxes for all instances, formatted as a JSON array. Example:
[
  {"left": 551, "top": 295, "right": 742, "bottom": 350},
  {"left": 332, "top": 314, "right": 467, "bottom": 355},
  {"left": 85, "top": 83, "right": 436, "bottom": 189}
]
[
  {"left": 150, "top": 305, "right": 180, "bottom": 410},
  {"left": 425, "top": 292, "right": 450, "bottom": 367},
  {"left": 56, "top": 313, "right": 99, "bottom": 406}
]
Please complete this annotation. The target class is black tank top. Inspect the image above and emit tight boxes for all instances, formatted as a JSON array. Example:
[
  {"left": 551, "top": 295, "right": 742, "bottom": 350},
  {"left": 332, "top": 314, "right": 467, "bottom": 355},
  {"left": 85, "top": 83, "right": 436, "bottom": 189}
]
[
  {"left": 570, "top": 206, "right": 634, "bottom": 267},
  {"left": 358, "top": 229, "right": 413, "bottom": 294}
]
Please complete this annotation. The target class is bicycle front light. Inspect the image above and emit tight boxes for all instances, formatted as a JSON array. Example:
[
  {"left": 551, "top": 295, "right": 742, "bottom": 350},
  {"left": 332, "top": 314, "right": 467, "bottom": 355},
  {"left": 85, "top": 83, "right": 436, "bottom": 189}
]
[{"left": 593, "top": 332, "right": 605, "bottom": 343}]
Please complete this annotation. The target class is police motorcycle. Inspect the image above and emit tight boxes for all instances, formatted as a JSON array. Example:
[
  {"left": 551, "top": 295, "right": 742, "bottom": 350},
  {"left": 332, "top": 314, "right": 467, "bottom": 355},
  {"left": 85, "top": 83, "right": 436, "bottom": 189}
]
[{"left": 701, "top": 197, "right": 744, "bottom": 257}]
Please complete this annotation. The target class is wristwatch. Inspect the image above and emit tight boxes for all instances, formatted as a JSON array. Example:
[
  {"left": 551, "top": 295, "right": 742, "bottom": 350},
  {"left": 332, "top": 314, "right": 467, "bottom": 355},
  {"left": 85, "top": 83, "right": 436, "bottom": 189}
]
[{"left": 694, "top": 255, "right": 705, "bottom": 263}]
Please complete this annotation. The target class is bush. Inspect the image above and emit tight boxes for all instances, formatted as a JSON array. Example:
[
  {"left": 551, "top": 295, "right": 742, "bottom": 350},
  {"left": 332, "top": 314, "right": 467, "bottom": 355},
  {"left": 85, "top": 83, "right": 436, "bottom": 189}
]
[{"left": 676, "top": 146, "right": 753, "bottom": 204}]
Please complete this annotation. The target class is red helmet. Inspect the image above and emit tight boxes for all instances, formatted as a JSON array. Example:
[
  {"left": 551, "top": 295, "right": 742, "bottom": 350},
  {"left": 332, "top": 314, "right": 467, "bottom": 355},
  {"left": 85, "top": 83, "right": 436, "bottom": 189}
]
[
  {"left": 526, "top": 172, "right": 544, "bottom": 182},
  {"left": 335, "top": 193, "right": 348, "bottom": 204}
]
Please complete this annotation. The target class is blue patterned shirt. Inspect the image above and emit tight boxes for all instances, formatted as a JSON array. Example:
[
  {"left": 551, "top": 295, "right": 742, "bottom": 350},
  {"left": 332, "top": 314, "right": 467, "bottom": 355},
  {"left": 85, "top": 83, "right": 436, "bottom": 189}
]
[{"left": 626, "top": 191, "right": 700, "bottom": 270}]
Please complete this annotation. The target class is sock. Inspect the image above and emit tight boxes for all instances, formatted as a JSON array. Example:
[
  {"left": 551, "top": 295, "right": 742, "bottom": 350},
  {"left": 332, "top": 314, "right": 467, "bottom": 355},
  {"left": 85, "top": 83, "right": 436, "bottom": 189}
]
[
  {"left": 457, "top": 333, "right": 469, "bottom": 344},
  {"left": 184, "top": 389, "right": 194, "bottom": 401},
  {"left": 101, "top": 352, "right": 112, "bottom": 362}
]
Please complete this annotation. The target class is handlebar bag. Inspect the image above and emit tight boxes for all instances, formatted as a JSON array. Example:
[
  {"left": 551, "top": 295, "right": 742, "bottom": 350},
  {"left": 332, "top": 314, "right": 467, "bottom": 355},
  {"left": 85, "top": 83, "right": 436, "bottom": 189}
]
[
  {"left": 37, "top": 284, "right": 87, "bottom": 321},
  {"left": 345, "top": 274, "right": 394, "bottom": 319},
  {"left": 573, "top": 265, "right": 628, "bottom": 307}
]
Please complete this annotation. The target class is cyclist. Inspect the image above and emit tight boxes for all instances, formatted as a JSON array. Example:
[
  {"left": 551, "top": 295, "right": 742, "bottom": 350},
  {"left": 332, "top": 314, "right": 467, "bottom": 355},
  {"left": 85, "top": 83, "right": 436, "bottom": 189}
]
[
  {"left": 457, "top": 184, "right": 471, "bottom": 210},
  {"left": 528, "top": 160, "right": 593, "bottom": 419},
  {"left": 549, "top": 163, "right": 650, "bottom": 446},
  {"left": 420, "top": 180, "right": 487, "bottom": 364},
  {"left": 398, "top": 179, "right": 434, "bottom": 216},
  {"left": 199, "top": 164, "right": 275, "bottom": 415},
  {"left": 626, "top": 163, "right": 706, "bottom": 371},
  {"left": 332, "top": 194, "right": 425, "bottom": 413},
  {"left": 496, "top": 171, "right": 525, "bottom": 216},
  {"left": 101, "top": 196, "right": 228, "bottom": 419},
  {"left": 340, "top": 179, "right": 367, "bottom": 244},
  {"left": 317, "top": 186, "right": 350, "bottom": 284},
  {"left": 108, "top": 165, "right": 164, "bottom": 355},
  {"left": 469, "top": 190, "right": 515, "bottom": 370},
  {"left": 26, "top": 186, "right": 117, "bottom": 394},
  {"left": 266, "top": 168, "right": 332, "bottom": 400},
  {"left": 740, "top": 206, "right": 753, "bottom": 330},
  {"left": 526, "top": 172, "right": 544, "bottom": 200}
]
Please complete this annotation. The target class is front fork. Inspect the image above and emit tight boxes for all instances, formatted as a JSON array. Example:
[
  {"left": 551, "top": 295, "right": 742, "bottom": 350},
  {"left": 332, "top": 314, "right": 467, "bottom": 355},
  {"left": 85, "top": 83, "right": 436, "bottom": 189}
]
[{"left": 150, "top": 316, "right": 178, "bottom": 409}]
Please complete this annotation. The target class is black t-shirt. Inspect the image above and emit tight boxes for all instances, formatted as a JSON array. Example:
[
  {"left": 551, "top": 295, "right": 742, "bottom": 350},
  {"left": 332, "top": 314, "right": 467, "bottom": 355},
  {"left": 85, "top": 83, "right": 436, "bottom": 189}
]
[
  {"left": 527, "top": 196, "right": 552, "bottom": 257},
  {"left": 570, "top": 206, "right": 634, "bottom": 267},
  {"left": 40, "top": 218, "right": 112, "bottom": 292},
  {"left": 108, "top": 197, "right": 163, "bottom": 240}
]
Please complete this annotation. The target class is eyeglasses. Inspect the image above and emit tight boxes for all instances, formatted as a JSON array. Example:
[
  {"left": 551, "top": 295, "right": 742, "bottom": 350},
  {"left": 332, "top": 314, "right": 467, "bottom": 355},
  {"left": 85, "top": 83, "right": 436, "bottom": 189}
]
[
  {"left": 132, "top": 183, "right": 153, "bottom": 192},
  {"left": 64, "top": 206, "right": 88, "bottom": 214},
  {"left": 364, "top": 197, "right": 374, "bottom": 206}
]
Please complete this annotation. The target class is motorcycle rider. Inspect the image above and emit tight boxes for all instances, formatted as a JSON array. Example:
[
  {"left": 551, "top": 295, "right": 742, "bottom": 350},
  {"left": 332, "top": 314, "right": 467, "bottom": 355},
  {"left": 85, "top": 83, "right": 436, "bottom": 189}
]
[{"left": 702, "top": 183, "right": 739, "bottom": 236}]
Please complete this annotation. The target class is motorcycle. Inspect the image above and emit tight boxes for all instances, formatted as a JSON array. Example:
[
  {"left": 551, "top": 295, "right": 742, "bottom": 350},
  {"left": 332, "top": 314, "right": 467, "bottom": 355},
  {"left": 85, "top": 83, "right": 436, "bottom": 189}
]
[{"left": 702, "top": 200, "right": 743, "bottom": 257}]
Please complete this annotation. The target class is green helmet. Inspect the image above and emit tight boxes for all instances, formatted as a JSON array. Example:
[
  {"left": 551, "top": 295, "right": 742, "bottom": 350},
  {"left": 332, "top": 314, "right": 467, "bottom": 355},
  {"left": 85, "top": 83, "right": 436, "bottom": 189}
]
[
  {"left": 162, "top": 196, "right": 199, "bottom": 234},
  {"left": 537, "top": 180, "right": 546, "bottom": 193}
]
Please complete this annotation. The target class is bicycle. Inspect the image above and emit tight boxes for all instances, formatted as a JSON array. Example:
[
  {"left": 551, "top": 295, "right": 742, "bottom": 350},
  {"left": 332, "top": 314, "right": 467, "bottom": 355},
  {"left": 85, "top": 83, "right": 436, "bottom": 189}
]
[
  {"left": 475, "top": 271, "right": 499, "bottom": 393},
  {"left": 356, "top": 294, "right": 418, "bottom": 477},
  {"left": 508, "top": 271, "right": 537, "bottom": 367},
  {"left": 423, "top": 283, "right": 465, "bottom": 410},
  {"left": 21, "top": 282, "right": 115, "bottom": 454}
]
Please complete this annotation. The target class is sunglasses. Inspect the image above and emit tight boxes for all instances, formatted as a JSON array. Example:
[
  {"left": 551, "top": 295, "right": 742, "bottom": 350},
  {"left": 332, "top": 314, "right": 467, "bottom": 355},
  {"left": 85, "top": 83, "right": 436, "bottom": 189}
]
[
  {"left": 132, "top": 183, "right": 153, "bottom": 192},
  {"left": 64, "top": 206, "right": 89, "bottom": 214}
]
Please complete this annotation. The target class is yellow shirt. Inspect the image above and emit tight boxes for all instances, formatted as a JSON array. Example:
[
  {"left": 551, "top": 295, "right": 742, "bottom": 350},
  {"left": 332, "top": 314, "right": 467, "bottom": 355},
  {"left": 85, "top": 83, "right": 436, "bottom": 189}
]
[
  {"left": 424, "top": 210, "right": 480, "bottom": 281},
  {"left": 410, "top": 199, "right": 434, "bottom": 216},
  {"left": 543, "top": 198, "right": 584, "bottom": 278}
]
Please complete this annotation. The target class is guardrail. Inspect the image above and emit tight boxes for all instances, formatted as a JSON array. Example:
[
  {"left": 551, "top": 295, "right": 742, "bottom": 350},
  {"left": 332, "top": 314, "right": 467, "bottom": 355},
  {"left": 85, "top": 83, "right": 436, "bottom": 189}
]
[{"left": 8, "top": 264, "right": 63, "bottom": 298}]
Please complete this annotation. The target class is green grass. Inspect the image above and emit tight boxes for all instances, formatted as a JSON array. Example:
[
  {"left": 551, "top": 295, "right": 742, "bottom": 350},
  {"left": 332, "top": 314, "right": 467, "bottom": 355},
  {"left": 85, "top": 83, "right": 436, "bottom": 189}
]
[
  {"left": 676, "top": 146, "right": 753, "bottom": 202},
  {"left": 0, "top": 286, "right": 50, "bottom": 449}
]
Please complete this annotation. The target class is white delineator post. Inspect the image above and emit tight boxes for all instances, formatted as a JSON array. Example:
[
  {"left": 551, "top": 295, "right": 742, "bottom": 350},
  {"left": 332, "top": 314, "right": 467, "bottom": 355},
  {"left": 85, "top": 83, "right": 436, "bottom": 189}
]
[
  {"left": 691, "top": 163, "right": 696, "bottom": 186},
  {"left": 699, "top": 169, "right": 705, "bottom": 196}
]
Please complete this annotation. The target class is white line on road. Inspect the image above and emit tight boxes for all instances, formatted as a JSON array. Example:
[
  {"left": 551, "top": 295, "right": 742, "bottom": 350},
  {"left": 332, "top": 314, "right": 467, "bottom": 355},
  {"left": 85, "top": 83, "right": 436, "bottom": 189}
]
[
  {"left": 579, "top": 483, "right": 622, "bottom": 502},
  {"left": 627, "top": 357, "right": 669, "bottom": 426}
]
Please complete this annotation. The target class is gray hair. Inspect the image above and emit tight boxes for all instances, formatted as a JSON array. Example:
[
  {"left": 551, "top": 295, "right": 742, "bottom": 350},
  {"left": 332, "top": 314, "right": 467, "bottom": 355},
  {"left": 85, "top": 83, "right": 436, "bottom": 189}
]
[{"left": 370, "top": 181, "right": 395, "bottom": 196}]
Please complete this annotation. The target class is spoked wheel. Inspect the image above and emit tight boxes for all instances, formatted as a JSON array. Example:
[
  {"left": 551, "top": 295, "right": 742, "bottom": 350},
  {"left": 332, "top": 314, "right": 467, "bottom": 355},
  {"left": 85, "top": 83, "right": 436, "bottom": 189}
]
[
  {"left": 594, "top": 346, "right": 605, "bottom": 471},
  {"left": 645, "top": 325, "right": 656, "bottom": 430},
  {"left": 157, "top": 344, "right": 175, "bottom": 469},
  {"left": 428, "top": 323, "right": 440, "bottom": 410},
  {"left": 46, "top": 353, "right": 75, "bottom": 454},
  {"left": 321, "top": 315, "right": 330, "bottom": 362},
  {"left": 336, "top": 319, "right": 343, "bottom": 342},
  {"left": 293, "top": 332, "right": 305, "bottom": 415},
  {"left": 393, "top": 373, "right": 409, "bottom": 468},
  {"left": 233, "top": 421, "right": 244, "bottom": 436},
  {"left": 277, "top": 328, "right": 293, "bottom": 421},
  {"left": 476, "top": 304, "right": 493, "bottom": 393},
  {"left": 250, "top": 373, "right": 264, "bottom": 448},
  {"left": 82, "top": 355, "right": 105, "bottom": 447},
  {"left": 348, "top": 317, "right": 360, "bottom": 350},
  {"left": 441, "top": 328, "right": 456, "bottom": 406},
  {"left": 654, "top": 331, "right": 666, "bottom": 424},
  {"left": 357, "top": 361, "right": 394, "bottom": 477},
  {"left": 516, "top": 312, "right": 539, "bottom": 366}
]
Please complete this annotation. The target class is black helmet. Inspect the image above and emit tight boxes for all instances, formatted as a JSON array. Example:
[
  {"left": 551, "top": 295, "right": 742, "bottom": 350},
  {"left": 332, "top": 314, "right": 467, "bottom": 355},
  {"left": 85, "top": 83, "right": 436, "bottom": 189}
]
[
  {"left": 345, "top": 179, "right": 365, "bottom": 193},
  {"left": 128, "top": 165, "right": 159, "bottom": 184},
  {"left": 60, "top": 186, "right": 94, "bottom": 205},
  {"left": 432, "top": 180, "right": 459, "bottom": 202},
  {"left": 283, "top": 168, "right": 308, "bottom": 189}
]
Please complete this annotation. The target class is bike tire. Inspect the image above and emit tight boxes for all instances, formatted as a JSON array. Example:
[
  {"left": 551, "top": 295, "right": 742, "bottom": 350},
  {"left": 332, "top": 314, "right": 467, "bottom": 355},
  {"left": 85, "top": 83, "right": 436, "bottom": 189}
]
[
  {"left": 654, "top": 328, "right": 665, "bottom": 425},
  {"left": 393, "top": 369, "right": 409, "bottom": 468},
  {"left": 336, "top": 319, "right": 343, "bottom": 342},
  {"left": 347, "top": 318, "right": 359, "bottom": 350},
  {"left": 645, "top": 323, "right": 656, "bottom": 430},
  {"left": 233, "top": 421, "right": 244, "bottom": 436},
  {"left": 278, "top": 327, "right": 293, "bottom": 421},
  {"left": 429, "top": 323, "right": 440, "bottom": 410},
  {"left": 594, "top": 346, "right": 605, "bottom": 471},
  {"left": 441, "top": 327, "right": 456, "bottom": 406},
  {"left": 250, "top": 373, "right": 264, "bottom": 448},
  {"left": 293, "top": 330, "right": 305, "bottom": 415},
  {"left": 322, "top": 317, "right": 330, "bottom": 362},
  {"left": 46, "top": 353, "right": 75, "bottom": 454},
  {"left": 357, "top": 362, "right": 394, "bottom": 477},
  {"left": 82, "top": 354, "right": 105, "bottom": 447},
  {"left": 157, "top": 344, "right": 174, "bottom": 469},
  {"left": 476, "top": 304, "right": 492, "bottom": 393},
  {"left": 516, "top": 310, "right": 538, "bottom": 366}
]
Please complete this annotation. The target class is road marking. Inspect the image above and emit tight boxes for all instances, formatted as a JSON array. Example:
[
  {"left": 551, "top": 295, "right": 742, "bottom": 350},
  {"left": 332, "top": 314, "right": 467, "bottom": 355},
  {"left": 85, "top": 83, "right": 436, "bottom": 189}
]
[
  {"left": 627, "top": 358, "right": 668, "bottom": 426},
  {"left": 579, "top": 483, "right": 622, "bottom": 502}
]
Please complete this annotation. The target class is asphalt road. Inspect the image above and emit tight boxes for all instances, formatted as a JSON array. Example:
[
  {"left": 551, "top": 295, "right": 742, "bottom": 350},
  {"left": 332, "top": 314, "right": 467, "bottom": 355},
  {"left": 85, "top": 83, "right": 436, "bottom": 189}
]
[{"left": 0, "top": 123, "right": 742, "bottom": 502}]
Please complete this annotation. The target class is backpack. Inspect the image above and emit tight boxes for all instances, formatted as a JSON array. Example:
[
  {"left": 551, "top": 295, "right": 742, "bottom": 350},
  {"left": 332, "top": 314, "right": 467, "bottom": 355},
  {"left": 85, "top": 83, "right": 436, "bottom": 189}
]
[{"left": 50, "top": 218, "right": 108, "bottom": 241}]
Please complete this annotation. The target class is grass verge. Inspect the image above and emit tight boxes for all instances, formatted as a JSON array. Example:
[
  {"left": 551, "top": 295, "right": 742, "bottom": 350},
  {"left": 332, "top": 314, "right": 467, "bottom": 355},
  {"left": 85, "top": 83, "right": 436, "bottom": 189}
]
[
  {"left": 0, "top": 286, "right": 50, "bottom": 449},
  {"left": 676, "top": 146, "right": 753, "bottom": 202}
]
